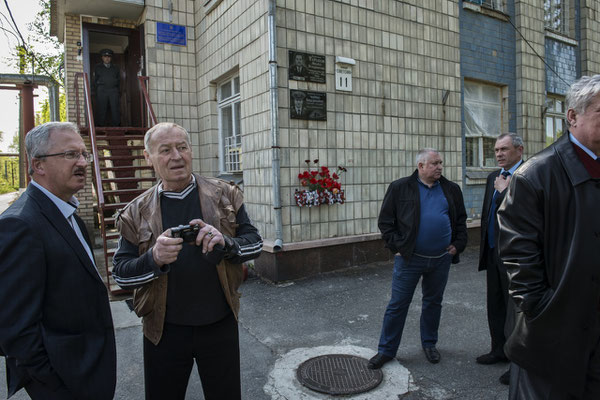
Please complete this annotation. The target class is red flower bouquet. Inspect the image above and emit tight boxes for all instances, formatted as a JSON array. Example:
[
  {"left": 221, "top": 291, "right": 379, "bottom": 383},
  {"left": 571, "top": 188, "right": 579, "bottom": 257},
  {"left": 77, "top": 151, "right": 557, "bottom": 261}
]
[{"left": 294, "top": 159, "right": 346, "bottom": 207}]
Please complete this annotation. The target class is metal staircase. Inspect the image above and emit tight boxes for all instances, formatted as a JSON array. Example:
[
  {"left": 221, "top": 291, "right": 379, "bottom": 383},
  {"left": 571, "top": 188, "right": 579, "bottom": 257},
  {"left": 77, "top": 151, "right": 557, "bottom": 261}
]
[{"left": 75, "top": 73, "right": 157, "bottom": 294}]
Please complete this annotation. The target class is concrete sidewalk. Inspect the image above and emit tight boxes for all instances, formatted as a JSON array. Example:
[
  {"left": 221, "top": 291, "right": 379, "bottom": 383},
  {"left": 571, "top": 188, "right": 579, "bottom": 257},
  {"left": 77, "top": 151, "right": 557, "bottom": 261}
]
[{"left": 1, "top": 244, "right": 509, "bottom": 399}]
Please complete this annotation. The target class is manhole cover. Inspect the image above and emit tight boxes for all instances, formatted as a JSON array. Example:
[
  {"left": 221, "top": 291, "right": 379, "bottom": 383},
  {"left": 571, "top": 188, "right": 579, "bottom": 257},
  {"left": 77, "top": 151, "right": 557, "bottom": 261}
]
[{"left": 296, "top": 354, "right": 383, "bottom": 395}]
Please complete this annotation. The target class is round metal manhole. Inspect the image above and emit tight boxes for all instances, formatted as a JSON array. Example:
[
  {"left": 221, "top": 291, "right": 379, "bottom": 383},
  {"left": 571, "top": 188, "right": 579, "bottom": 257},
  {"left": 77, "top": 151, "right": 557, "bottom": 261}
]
[{"left": 296, "top": 354, "right": 383, "bottom": 395}]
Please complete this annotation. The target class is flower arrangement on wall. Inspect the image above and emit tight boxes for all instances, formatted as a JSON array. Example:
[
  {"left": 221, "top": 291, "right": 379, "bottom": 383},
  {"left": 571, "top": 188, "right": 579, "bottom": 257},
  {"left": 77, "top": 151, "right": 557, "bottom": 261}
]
[{"left": 294, "top": 159, "right": 346, "bottom": 207}]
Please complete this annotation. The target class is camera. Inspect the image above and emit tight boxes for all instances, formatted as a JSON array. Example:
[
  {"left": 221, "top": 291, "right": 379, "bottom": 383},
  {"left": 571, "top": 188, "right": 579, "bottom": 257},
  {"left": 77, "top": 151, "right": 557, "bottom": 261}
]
[{"left": 170, "top": 224, "right": 199, "bottom": 243}]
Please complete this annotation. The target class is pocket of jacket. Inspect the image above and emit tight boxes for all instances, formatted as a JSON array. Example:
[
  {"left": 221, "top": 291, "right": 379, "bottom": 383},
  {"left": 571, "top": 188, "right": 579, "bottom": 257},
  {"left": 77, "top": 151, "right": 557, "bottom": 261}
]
[{"left": 132, "top": 283, "right": 156, "bottom": 318}]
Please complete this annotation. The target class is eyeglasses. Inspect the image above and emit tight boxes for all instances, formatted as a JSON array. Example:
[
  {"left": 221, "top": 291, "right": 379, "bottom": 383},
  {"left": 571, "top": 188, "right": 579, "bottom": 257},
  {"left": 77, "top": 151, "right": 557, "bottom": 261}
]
[{"left": 37, "top": 150, "right": 93, "bottom": 162}]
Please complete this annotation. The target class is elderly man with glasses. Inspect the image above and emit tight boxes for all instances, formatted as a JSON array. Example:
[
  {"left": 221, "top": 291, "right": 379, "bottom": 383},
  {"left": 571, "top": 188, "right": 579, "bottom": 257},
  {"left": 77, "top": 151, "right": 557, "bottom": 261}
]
[{"left": 0, "top": 122, "right": 116, "bottom": 400}]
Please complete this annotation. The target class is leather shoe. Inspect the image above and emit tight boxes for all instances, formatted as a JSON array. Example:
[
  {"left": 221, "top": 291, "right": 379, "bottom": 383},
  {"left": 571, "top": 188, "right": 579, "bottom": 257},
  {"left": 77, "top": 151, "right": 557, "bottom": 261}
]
[
  {"left": 423, "top": 347, "right": 440, "bottom": 364},
  {"left": 476, "top": 352, "right": 508, "bottom": 365},
  {"left": 499, "top": 369, "right": 510, "bottom": 385},
  {"left": 367, "top": 353, "right": 393, "bottom": 369}
]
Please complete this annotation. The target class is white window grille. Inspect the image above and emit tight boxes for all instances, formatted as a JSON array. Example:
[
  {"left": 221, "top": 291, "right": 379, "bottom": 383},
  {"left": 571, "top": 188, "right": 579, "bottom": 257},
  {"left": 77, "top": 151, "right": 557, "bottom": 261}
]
[
  {"left": 544, "top": 0, "right": 569, "bottom": 35},
  {"left": 464, "top": 80, "right": 505, "bottom": 168},
  {"left": 218, "top": 76, "right": 242, "bottom": 173},
  {"left": 545, "top": 95, "right": 566, "bottom": 147},
  {"left": 465, "top": 0, "right": 505, "bottom": 12}
]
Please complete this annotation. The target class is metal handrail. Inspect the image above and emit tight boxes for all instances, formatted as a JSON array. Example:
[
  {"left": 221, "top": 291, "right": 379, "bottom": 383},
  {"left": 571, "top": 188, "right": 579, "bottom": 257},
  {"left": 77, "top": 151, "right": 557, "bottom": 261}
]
[
  {"left": 74, "top": 72, "right": 104, "bottom": 208},
  {"left": 138, "top": 76, "right": 157, "bottom": 127}
]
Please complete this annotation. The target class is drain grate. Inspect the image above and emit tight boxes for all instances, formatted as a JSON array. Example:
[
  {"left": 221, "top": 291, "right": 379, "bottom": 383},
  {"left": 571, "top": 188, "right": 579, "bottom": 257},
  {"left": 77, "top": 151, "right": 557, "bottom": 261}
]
[{"left": 296, "top": 354, "right": 383, "bottom": 395}]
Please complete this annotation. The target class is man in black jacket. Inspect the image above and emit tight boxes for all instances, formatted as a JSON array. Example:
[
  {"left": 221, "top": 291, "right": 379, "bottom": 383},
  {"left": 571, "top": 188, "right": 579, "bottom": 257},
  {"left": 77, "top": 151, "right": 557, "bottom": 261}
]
[
  {"left": 368, "top": 148, "right": 467, "bottom": 369},
  {"left": 93, "top": 48, "right": 120, "bottom": 126},
  {"left": 476, "top": 133, "right": 523, "bottom": 384},
  {"left": 498, "top": 75, "right": 600, "bottom": 399}
]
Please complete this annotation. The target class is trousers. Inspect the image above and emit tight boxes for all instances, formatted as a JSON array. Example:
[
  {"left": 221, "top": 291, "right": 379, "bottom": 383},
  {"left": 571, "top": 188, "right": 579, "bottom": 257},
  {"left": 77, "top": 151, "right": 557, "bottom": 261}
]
[
  {"left": 378, "top": 253, "right": 452, "bottom": 357},
  {"left": 143, "top": 313, "right": 241, "bottom": 400}
]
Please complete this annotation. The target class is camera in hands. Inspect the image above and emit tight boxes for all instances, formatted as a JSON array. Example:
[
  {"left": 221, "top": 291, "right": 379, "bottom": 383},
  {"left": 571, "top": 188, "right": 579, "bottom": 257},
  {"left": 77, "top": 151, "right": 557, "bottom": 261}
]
[{"left": 171, "top": 224, "right": 199, "bottom": 243}]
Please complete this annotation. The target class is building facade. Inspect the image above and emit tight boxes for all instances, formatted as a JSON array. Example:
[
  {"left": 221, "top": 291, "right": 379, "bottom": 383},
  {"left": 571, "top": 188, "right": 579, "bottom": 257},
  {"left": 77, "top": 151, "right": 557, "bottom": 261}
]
[{"left": 51, "top": 0, "right": 600, "bottom": 281}]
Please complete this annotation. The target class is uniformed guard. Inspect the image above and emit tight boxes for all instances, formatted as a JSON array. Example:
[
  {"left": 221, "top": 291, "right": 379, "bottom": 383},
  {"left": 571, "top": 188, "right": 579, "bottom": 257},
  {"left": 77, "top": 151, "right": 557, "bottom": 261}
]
[{"left": 93, "top": 48, "right": 120, "bottom": 126}]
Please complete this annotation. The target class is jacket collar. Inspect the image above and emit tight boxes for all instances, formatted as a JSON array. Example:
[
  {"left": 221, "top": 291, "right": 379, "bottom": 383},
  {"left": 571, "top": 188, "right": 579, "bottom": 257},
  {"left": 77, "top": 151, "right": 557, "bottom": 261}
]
[
  {"left": 555, "top": 133, "right": 592, "bottom": 187},
  {"left": 26, "top": 184, "right": 102, "bottom": 283},
  {"left": 138, "top": 173, "right": 224, "bottom": 235}
]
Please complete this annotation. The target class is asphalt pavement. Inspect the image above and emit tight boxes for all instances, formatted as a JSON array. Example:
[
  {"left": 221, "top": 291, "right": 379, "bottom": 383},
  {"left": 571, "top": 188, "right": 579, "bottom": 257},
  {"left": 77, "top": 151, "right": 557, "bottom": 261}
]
[{"left": 1, "top": 239, "right": 510, "bottom": 399}]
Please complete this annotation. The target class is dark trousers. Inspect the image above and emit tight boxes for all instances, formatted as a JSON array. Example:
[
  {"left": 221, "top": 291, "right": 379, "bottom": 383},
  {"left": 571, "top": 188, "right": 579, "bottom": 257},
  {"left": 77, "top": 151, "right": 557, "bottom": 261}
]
[
  {"left": 485, "top": 247, "right": 509, "bottom": 356},
  {"left": 378, "top": 253, "right": 452, "bottom": 357},
  {"left": 143, "top": 313, "right": 241, "bottom": 400},
  {"left": 96, "top": 87, "right": 120, "bottom": 126},
  {"left": 509, "top": 318, "right": 600, "bottom": 399}
]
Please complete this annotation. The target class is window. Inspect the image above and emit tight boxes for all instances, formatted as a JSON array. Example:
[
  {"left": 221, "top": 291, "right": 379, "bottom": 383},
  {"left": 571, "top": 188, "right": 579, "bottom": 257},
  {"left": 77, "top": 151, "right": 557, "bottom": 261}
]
[
  {"left": 218, "top": 76, "right": 242, "bottom": 173},
  {"left": 464, "top": 81, "right": 505, "bottom": 168},
  {"left": 464, "top": 0, "right": 505, "bottom": 13},
  {"left": 545, "top": 0, "right": 568, "bottom": 35},
  {"left": 545, "top": 96, "right": 566, "bottom": 147}
]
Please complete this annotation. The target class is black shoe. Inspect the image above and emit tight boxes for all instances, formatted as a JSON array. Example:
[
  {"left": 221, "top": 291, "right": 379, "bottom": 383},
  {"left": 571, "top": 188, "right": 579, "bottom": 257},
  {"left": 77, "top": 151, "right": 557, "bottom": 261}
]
[
  {"left": 499, "top": 369, "right": 510, "bottom": 385},
  {"left": 368, "top": 353, "right": 393, "bottom": 369},
  {"left": 476, "top": 352, "right": 508, "bottom": 365},
  {"left": 423, "top": 347, "right": 440, "bottom": 364}
]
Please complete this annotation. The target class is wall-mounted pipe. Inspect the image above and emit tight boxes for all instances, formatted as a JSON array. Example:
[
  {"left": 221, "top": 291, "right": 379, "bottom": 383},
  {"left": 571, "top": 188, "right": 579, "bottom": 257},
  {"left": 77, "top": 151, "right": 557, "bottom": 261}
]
[{"left": 267, "top": 0, "right": 283, "bottom": 252}]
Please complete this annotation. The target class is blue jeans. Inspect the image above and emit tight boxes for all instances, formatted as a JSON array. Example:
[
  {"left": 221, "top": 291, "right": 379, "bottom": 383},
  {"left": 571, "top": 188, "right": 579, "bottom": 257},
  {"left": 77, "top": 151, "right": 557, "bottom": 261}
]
[{"left": 378, "top": 253, "right": 452, "bottom": 357}]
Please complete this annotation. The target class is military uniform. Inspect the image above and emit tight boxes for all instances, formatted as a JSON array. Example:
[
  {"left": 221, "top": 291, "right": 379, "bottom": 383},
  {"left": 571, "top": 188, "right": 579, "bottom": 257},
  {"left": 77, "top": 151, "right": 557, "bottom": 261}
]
[{"left": 93, "top": 49, "right": 120, "bottom": 126}]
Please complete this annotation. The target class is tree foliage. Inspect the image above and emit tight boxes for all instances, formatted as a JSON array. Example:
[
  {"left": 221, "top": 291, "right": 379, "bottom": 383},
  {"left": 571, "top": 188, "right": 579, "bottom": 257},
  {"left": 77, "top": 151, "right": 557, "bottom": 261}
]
[{"left": 8, "top": 0, "right": 63, "bottom": 86}]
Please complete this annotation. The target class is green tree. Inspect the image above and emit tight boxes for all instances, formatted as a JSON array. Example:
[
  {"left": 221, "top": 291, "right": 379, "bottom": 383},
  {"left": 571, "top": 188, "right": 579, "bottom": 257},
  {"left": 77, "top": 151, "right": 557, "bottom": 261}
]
[
  {"left": 8, "top": 133, "right": 19, "bottom": 153},
  {"left": 36, "top": 91, "right": 66, "bottom": 124},
  {"left": 12, "top": 0, "right": 63, "bottom": 86}
]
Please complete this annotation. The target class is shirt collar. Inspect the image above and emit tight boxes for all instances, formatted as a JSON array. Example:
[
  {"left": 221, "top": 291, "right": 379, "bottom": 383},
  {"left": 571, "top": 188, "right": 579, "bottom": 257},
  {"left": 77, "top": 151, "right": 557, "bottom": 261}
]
[
  {"left": 31, "top": 180, "right": 78, "bottom": 219},
  {"left": 570, "top": 132, "right": 598, "bottom": 160},
  {"left": 416, "top": 177, "right": 439, "bottom": 188},
  {"left": 158, "top": 175, "right": 196, "bottom": 199},
  {"left": 501, "top": 159, "right": 523, "bottom": 175}
]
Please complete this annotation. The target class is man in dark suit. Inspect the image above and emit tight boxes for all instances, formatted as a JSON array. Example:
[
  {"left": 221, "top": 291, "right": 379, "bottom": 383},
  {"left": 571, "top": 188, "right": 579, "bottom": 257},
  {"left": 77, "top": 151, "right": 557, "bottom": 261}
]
[
  {"left": 289, "top": 52, "right": 309, "bottom": 80},
  {"left": 93, "top": 48, "right": 121, "bottom": 126},
  {"left": 476, "top": 133, "right": 523, "bottom": 384},
  {"left": 0, "top": 122, "right": 116, "bottom": 399}
]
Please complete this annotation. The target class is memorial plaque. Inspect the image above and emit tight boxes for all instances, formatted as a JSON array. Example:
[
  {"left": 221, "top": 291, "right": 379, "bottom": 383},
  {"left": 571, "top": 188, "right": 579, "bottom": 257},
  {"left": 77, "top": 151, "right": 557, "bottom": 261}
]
[
  {"left": 290, "top": 90, "right": 327, "bottom": 121},
  {"left": 289, "top": 51, "right": 326, "bottom": 83},
  {"left": 156, "top": 22, "right": 187, "bottom": 46}
]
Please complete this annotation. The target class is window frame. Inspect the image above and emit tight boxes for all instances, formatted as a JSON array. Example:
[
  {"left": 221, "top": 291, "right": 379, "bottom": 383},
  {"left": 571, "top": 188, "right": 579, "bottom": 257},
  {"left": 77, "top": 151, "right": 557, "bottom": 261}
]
[
  {"left": 463, "top": 80, "right": 508, "bottom": 169},
  {"left": 544, "top": 0, "right": 569, "bottom": 36},
  {"left": 544, "top": 94, "right": 566, "bottom": 147},
  {"left": 217, "top": 76, "right": 242, "bottom": 174}
]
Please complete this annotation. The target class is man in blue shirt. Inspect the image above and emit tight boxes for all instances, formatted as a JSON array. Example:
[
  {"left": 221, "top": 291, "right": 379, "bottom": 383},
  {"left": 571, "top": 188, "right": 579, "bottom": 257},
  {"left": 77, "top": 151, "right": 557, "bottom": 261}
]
[
  {"left": 369, "top": 148, "right": 468, "bottom": 368},
  {"left": 476, "top": 133, "right": 523, "bottom": 385}
]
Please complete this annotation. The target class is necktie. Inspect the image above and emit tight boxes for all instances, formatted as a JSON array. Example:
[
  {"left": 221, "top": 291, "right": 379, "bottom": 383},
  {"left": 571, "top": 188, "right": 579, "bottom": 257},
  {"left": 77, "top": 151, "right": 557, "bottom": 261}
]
[{"left": 487, "top": 171, "right": 510, "bottom": 249}]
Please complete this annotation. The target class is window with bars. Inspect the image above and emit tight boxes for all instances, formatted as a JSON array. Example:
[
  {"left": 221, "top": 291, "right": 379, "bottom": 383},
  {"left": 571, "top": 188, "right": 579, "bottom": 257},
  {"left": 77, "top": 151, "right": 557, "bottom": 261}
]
[
  {"left": 464, "top": 80, "right": 506, "bottom": 168},
  {"left": 464, "top": 0, "right": 505, "bottom": 12},
  {"left": 544, "top": 0, "right": 569, "bottom": 35},
  {"left": 218, "top": 76, "right": 242, "bottom": 173},
  {"left": 545, "top": 96, "right": 566, "bottom": 147}
]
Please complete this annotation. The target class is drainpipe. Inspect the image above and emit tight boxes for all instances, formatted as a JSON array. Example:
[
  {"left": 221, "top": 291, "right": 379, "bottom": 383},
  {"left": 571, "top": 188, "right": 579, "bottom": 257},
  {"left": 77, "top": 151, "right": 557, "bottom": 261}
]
[{"left": 268, "top": 0, "right": 283, "bottom": 252}]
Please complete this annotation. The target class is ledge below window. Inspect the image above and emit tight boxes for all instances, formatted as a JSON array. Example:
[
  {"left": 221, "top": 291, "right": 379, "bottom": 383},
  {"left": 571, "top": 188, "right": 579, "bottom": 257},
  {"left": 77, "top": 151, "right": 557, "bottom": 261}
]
[{"left": 463, "top": 2, "right": 509, "bottom": 22}]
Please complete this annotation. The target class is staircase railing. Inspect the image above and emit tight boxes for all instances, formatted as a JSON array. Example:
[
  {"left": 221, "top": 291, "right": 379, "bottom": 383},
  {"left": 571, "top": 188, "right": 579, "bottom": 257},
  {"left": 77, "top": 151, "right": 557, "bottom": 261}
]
[
  {"left": 138, "top": 76, "right": 157, "bottom": 127},
  {"left": 75, "top": 72, "right": 105, "bottom": 211}
]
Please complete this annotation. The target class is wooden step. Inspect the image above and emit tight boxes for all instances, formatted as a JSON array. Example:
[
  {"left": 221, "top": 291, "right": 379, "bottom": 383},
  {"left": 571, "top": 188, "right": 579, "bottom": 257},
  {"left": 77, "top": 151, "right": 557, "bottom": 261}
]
[
  {"left": 95, "top": 134, "right": 146, "bottom": 141},
  {"left": 99, "top": 155, "right": 146, "bottom": 161},
  {"left": 102, "top": 177, "right": 156, "bottom": 184},
  {"left": 97, "top": 145, "right": 145, "bottom": 151},
  {"left": 100, "top": 165, "right": 153, "bottom": 172},
  {"left": 103, "top": 188, "right": 148, "bottom": 196}
]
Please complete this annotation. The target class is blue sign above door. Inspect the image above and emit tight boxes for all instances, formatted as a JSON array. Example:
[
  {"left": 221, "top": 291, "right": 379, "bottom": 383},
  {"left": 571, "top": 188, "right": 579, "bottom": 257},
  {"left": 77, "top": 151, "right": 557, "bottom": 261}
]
[{"left": 156, "top": 22, "right": 186, "bottom": 46}]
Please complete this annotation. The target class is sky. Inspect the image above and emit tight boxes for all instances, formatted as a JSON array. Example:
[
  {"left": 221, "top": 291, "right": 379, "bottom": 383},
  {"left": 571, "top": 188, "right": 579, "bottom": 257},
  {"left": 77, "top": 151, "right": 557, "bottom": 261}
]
[{"left": 0, "top": 0, "right": 47, "bottom": 152}]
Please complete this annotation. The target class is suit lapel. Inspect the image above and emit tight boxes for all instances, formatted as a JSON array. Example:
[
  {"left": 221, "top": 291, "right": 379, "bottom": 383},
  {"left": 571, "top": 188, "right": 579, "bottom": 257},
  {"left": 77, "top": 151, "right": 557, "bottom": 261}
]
[{"left": 28, "top": 185, "right": 103, "bottom": 283}]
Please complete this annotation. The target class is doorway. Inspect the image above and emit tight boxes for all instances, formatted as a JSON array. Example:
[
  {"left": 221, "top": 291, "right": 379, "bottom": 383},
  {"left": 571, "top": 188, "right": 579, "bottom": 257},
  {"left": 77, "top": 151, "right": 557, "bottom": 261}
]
[{"left": 82, "top": 23, "right": 145, "bottom": 127}]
